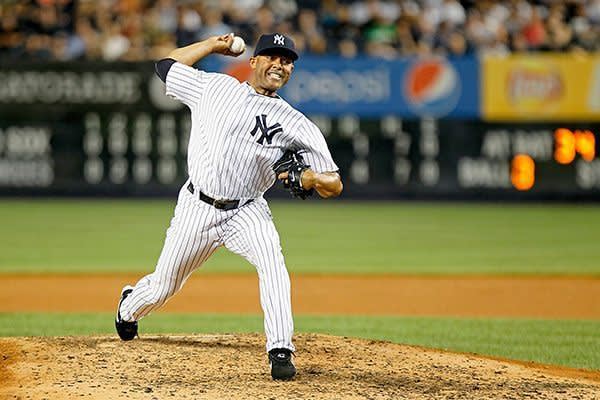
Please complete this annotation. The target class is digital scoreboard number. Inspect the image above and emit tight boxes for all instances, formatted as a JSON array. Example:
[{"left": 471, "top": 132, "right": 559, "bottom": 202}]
[
  {"left": 511, "top": 128, "right": 596, "bottom": 191},
  {"left": 447, "top": 122, "right": 600, "bottom": 196},
  {"left": 554, "top": 129, "right": 595, "bottom": 164}
]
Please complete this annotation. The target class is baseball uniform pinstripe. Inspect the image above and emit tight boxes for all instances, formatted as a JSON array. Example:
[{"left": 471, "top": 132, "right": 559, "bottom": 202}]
[{"left": 118, "top": 61, "right": 338, "bottom": 352}]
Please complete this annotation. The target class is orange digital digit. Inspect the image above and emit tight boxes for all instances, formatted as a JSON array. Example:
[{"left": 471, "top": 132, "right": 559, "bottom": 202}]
[
  {"left": 554, "top": 128, "right": 575, "bottom": 164},
  {"left": 511, "top": 154, "right": 535, "bottom": 191},
  {"left": 574, "top": 130, "right": 595, "bottom": 162}
]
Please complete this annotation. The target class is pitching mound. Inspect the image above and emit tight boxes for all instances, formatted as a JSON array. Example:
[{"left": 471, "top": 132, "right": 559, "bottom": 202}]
[{"left": 1, "top": 334, "right": 599, "bottom": 400}]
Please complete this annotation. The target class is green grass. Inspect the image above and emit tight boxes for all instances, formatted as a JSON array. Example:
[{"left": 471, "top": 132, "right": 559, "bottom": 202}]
[
  {"left": 1, "top": 200, "right": 600, "bottom": 274},
  {"left": 1, "top": 312, "right": 599, "bottom": 371}
]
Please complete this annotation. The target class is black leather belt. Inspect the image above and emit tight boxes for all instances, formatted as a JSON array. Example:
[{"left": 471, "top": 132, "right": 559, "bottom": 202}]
[{"left": 187, "top": 182, "right": 252, "bottom": 211}]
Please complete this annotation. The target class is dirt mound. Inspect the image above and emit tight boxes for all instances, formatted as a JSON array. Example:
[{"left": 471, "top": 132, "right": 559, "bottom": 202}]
[{"left": 1, "top": 334, "right": 599, "bottom": 400}]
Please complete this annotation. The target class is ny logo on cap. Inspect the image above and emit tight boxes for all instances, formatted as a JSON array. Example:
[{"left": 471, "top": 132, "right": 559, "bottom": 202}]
[{"left": 274, "top": 34, "right": 285, "bottom": 46}]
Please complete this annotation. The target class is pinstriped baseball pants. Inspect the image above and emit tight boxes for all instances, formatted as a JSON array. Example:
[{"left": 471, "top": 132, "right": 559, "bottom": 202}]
[{"left": 119, "top": 182, "right": 295, "bottom": 352}]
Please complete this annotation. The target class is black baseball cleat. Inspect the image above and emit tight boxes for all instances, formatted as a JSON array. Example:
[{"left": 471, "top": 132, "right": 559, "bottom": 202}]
[
  {"left": 115, "top": 285, "right": 138, "bottom": 341},
  {"left": 269, "top": 348, "right": 296, "bottom": 380}
]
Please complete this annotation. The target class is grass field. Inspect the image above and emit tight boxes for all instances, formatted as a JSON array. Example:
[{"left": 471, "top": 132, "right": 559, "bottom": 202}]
[
  {"left": 1, "top": 199, "right": 600, "bottom": 274},
  {"left": 1, "top": 199, "right": 599, "bottom": 371},
  {"left": 2, "top": 313, "right": 599, "bottom": 370}
]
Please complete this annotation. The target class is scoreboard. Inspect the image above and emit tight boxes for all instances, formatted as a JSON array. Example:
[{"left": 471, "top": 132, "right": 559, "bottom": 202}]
[
  {"left": 1, "top": 112, "right": 598, "bottom": 199},
  {"left": 314, "top": 117, "right": 600, "bottom": 199},
  {"left": 0, "top": 61, "right": 598, "bottom": 199}
]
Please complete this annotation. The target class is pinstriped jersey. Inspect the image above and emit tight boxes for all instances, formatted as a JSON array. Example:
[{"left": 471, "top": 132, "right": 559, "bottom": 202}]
[{"left": 165, "top": 62, "right": 338, "bottom": 200}]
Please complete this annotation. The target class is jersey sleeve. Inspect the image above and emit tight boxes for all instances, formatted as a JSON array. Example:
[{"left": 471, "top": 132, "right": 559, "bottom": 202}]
[
  {"left": 165, "top": 62, "right": 214, "bottom": 107},
  {"left": 293, "top": 118, "right": 339, "bottom": 174}
]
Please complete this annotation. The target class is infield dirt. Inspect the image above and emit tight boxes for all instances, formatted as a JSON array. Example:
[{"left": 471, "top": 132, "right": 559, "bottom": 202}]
[{"left": 2, "top": 274, "right": 600, "bottom": 318}]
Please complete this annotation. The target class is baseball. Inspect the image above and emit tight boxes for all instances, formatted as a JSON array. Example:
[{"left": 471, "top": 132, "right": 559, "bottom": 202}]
[{"left": 230, "top": 36, "right": 246, "bottom": 54}]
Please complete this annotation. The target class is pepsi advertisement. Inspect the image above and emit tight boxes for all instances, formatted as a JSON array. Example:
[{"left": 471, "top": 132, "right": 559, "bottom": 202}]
[{"left": 201, "top": 55, "right": 480, "bottom": 118}]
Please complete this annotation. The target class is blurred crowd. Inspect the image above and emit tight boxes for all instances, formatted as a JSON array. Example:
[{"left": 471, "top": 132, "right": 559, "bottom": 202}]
[{"left": 1, "top": 0, "right": 599, "bottom": 62}]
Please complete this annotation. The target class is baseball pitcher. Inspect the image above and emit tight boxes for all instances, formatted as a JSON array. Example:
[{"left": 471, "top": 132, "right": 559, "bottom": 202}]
[{"left": 115, "top": 32, "right": 343, "bottom": 380}]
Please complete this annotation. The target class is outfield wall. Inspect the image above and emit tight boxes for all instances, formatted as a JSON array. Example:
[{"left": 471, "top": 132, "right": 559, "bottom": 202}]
[{"left": 0, "top": 55, "right": 598, "bottom": 199}]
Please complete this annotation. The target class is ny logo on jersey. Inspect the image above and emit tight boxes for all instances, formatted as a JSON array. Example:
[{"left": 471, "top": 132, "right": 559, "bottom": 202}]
[
  {"left": 274, "top": 34, "right": 285, "bottom": 45},
  {"left": 249, "top": 114, "right": 283, "bottom": 145}
]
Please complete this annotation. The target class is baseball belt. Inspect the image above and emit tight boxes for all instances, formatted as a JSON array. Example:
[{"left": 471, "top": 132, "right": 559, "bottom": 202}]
[{"left": 187, "top": 182, "right": 253, "bottom": 211}]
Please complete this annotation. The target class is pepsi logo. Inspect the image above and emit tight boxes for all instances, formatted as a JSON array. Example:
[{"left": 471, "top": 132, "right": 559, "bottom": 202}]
[{"left": 403, "top": 59, "right": 461, "bottom": 117}]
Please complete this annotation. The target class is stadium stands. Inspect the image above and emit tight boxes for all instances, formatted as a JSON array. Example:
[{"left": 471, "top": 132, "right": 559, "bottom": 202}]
[{"left": 0, "top": 0, "right": 598, "bottom": 61}]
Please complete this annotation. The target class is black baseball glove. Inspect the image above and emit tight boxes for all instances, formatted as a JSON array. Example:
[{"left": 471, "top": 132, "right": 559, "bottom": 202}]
[{"left": 272, "top": 150, "right": 314, "bottom": 200}]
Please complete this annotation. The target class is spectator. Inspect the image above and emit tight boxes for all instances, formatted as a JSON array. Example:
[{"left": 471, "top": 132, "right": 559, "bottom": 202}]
[
  {"left": 155, "top": 0, "right": 178, "bottom": 34},
  {"left": 175, "top": 5, "right": 202, "bottom": 47},
  {"left": 70, "top": 16, "right": 100, "bottom": 59},
  {"left": 227, "top": 0, "right": 265, "bottom": 17},
  {"left": 464, "top": 9, "right": 494, "bottom": 51},
  {"left": 395, "top": 16, "right": 418, "bottom": 56},
  {"left": 24, "top": 34, "right": 53, "bottom": 59},
  {"left": 510, "top": 31, "right": 530, "bottom": 52},
  {"left": 338, "top": 38, "right": 358, "bottom": 58},
  {"left": 440, "top": 0, "right": 465, "bottom": 27},
  {"left": 348, "top": 0, "right": 400, "bottom": 26},
  {"left": 544, "top": 5, "right": 573, "bottom": 52},
  {"left": 480, "top": 26, "right": 510, "bottom": 56},
  {"left": 102, "top": 23, "right": 130, "bottom": 61},
  {"left": 269, "top": 0, "right": 298, "bottom": 20},
  {"left": 446, "top": 31, "right": 469, "bottom": 57},
  {"left": 148, "top": 31, "right": 176, "bottom": 60},
  {"left": 254, "top": 6, "right": 276, "bottom": 40},
  {"left": 571, "top": 3, "right": 599, "bottom": 51},
  {"left": 0, "top": 0, "right": 598, "bottom": 61},
  {"left": 522, "top": 7, "right": 547, "bottom": 49},
  {"left": 0, "top": 4, "right": 24, "bottom": 59},
  {"left": 362, "top": 11, "right": 398, "bottom": 59},
  {"left": 325, "top": 4, "right": 363, "bottom": 56},
  {"left": 588, "top": 0, "right": 600, "bottom": 24},
  {"left": 413, "top": 12, "right": 437, "bottom": 52},
  {"left": 199, "top": 6, "right": 231, "bottom": 39},
  {"left": 297, "top": 8, "right": 328, "bottom": 54}
]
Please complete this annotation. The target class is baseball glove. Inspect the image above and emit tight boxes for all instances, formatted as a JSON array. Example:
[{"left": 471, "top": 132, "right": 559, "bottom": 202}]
[{"left": 273, "top": 150, "right": 314, "bottom": 200}]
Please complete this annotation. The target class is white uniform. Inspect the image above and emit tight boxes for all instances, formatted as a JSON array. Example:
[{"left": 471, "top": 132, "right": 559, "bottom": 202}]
[{"left": 119, "top": 62, "right": 338, "bottom": 352}]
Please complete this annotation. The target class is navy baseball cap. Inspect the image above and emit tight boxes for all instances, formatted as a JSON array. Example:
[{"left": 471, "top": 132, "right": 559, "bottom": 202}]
[{"left": 253, "top": 33, "right": 299, "bottom": 61}]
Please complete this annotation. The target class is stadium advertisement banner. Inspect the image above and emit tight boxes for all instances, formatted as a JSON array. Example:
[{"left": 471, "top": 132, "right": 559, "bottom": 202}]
[
  {"left": 202, "top": 56, "right": 480, "bottom": 118},
  {"left": 482, "top": 54, "right": 600, "bottom": 121}
]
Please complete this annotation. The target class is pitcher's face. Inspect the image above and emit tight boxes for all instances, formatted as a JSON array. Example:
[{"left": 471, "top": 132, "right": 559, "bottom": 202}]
[{"left": 249, "top": 52, "right": 295, "bottom": 93}]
